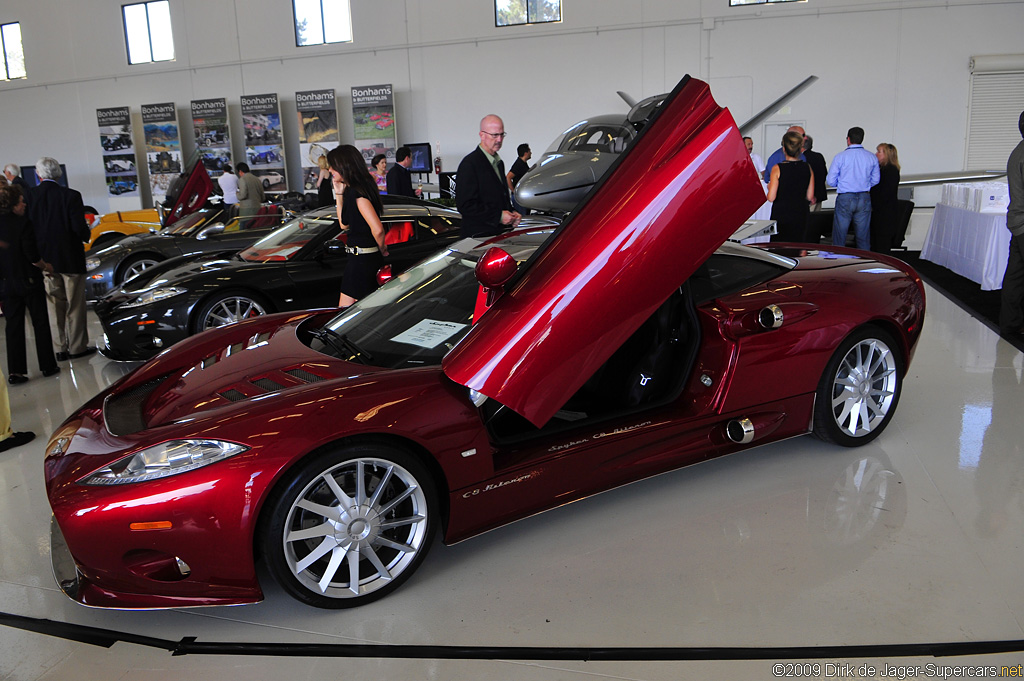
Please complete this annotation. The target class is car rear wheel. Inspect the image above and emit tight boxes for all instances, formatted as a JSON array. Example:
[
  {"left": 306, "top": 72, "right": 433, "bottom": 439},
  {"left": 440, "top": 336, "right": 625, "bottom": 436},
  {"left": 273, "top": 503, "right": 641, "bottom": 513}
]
[
  {"left": 118, "top": 254, "right": 162, "bottom": 284},
  {"left": 194, "top": 292, "right": 269, "bottom": 331},
  {"left": 262, "top": 444, "right": 438, "bottom": 608},
  {"left": 812, "top": 326, "right": 903, "bottom": 447}
]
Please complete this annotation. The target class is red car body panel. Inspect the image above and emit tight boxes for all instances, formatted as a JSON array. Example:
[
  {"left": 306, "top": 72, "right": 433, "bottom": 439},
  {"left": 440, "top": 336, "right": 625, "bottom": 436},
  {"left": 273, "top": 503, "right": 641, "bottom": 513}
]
[
  {"left": 43, "top": 76, "right": 925, "bottom": 609},
  {"left": 442, "top": 76, "right": 766, "bottom": 427}
]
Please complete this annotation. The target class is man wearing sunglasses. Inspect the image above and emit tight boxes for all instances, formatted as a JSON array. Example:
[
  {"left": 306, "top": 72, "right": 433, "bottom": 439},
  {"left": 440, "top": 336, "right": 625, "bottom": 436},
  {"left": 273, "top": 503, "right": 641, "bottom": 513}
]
[{"left": 456, "top": 114, "right": 521, "bottom": 237}]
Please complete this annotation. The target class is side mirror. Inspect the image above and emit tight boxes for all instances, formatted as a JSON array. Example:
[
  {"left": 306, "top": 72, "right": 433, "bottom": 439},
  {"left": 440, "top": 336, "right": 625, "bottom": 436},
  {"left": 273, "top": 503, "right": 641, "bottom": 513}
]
[
  {"left": 324, "top": 239, "right": 345, "bottom": 255},
  {"left": 475, "top": 247, "right": 517, "bottom": 290},
  {"left": 195, "top": 223, "right": 225, "bottom": 240}
]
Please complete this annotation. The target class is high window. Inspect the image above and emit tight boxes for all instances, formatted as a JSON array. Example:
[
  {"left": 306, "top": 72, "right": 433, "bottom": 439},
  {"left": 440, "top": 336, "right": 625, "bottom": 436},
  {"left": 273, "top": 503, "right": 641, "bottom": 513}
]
[
  {"left": 730, "top": 0, "right": 804, "bottom": 5},
  {"left": 293, "top": 0, "right": 353, "bottom": 46},
  {"left": 122, "top": 1, "right": 174, "bottom": 65},
  {"left": 496, "top": 0, "right": 561, "bottom": 27},
  {"left": 1, "top": 22, "right": 26, "bottom": 80}
]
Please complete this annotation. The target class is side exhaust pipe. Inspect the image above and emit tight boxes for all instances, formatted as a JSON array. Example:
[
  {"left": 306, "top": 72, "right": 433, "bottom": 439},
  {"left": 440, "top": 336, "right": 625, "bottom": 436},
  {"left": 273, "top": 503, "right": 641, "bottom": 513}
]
[{"left": 725, "top": 412, "right": 787, "bottom": 444}]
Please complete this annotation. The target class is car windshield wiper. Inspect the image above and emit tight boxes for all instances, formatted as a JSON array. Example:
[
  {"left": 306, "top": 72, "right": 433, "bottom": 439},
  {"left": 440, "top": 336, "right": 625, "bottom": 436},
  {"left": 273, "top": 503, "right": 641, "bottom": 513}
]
[{"left": 311, "top": 326, "right": 374, "bottom": 364}]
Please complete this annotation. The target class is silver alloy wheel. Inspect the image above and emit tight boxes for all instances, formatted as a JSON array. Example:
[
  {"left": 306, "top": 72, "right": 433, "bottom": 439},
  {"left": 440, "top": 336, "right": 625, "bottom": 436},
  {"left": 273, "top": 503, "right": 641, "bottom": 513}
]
[
  {"left": 124, "top": 258, "right": 159, "bottom": 281},
  {"left": 281, "top": 457, "right": 430, "bottom": 600},
  {"left": 829, "top": 337, "right": 898, "bottom": 438},
  {"left": 201, "top": 296, "right": 267, "bottom": 329}
]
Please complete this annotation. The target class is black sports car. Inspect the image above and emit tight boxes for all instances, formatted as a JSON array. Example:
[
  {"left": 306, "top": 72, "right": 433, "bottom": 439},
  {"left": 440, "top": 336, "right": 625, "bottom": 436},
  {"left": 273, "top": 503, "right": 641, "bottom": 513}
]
[
  {"left": 94, "top": 199, "right": 476, "bottom": 361},
  {"left": 84, "top": 205, "right": 287, "bottom": 302}
]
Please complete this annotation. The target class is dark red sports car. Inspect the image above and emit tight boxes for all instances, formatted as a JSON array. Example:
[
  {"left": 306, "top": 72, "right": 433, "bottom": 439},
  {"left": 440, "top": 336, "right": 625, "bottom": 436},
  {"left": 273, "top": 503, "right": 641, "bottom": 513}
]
[{"left": 45, "top": 76, "right": 925, "bottom": 610}]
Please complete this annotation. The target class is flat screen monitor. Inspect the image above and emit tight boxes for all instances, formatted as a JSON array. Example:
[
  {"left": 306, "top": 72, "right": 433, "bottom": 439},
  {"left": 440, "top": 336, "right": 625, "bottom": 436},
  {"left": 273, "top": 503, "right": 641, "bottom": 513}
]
[
  {"left": 20, "top": 164, "right": 69, "bottom": 188},
  {"left": 404, "top": 143, "right": 432, "bottom": 174}
]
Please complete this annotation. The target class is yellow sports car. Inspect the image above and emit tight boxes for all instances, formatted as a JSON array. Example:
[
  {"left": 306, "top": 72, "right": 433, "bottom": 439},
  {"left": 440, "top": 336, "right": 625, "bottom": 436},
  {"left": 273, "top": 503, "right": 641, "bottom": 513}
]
[{"left": 87, "top": 208, "right": 160, "bottom": 251}]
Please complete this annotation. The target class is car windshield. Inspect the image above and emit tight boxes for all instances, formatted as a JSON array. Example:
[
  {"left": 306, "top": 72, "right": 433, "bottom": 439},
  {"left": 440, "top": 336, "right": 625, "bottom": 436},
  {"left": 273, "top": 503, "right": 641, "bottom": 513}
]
[
  {"left": 161, "top": 209, "right": 218, "bottom": 236},
  {"left": 310, "top": 232, "right": 551, "bottom": 368},
  {"left": 238, "top": 214, "right": 338, "bottom": 262},
  {"left": 556, "top": 121, "right": 635, "bottom": 154}
]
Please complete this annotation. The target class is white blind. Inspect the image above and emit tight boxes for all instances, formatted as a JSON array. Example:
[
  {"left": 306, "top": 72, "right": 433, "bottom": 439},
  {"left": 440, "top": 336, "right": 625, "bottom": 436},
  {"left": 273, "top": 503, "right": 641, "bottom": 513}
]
[{"left": 966, "top": 57, "right": 1024, "bottom": 170}]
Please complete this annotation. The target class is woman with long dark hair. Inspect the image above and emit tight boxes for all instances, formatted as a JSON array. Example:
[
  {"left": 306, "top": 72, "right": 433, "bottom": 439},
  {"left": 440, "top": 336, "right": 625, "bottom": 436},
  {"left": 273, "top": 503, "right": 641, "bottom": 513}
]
[
  {"left": 326, "top": 145, "right": 388, "bottom": 307},
  {"left": 766, "top": 130, "right": 814, "bottom": 242}
]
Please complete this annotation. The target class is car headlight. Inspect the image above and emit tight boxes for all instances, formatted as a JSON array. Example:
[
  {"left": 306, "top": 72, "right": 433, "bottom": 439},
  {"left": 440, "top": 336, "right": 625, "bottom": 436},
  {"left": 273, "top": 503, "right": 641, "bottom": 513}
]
[
  {"left": 86, "top": 257, "right": 102, "bottom": 271},
  {"left": 121, "top": 287, "right": 188, "bottom": 308},
  {"left": 79, "top": 440, "right": 249, "bottom": 485}
]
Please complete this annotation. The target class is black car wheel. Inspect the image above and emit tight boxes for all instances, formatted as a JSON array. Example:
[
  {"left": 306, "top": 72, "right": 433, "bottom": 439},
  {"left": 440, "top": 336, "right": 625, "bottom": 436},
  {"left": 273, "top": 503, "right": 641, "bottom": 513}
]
[
  {"left": 812, "top": 326, "right": 903, "bottom": 447},
  {"left": 195, "top": 291, "right": 269, "bottom": 331},
  {"left": 262, "top": 178, "right": 271, "bottom": 189},
  {"left": 261, "top": 443, "right": 438, "bottom": 608},
  {"left": 118, "top": 254, "right": 163, "bottom": 284}
]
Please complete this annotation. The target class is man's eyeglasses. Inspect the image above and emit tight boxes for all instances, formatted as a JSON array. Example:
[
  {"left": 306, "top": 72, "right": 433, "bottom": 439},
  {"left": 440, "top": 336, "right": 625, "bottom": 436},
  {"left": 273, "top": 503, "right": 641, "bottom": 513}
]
[{"left": 481, "top": 131, "right": 507, "bottom": 139}]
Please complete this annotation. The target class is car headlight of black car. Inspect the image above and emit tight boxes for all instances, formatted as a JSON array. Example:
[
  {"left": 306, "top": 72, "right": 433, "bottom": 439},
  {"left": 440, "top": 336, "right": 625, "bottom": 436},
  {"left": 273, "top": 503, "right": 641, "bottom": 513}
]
[
  {"left": 79, "top": 440, "right": 249, "bottom": 485},
  {"left": 121, "top": 287, "right": 189, "bottom": 308}
]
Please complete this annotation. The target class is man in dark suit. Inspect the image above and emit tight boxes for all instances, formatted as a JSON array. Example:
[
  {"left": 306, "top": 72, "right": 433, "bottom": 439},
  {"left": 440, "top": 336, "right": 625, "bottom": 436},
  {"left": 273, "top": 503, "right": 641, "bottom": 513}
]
[
  {"left": 3, "top": 164, "right": 30, "bottom": 193},
  {"left": 386, "top": 147, "right": 422, "bottom": 199},
  {"left": 27, "top": 157, "right": 95, "bottom": 361},
  {"left": 802, "top": 134, "right": 829, "bottom": 212},
  {"left": 456, "top": 115, "right": 521, "bottom": 237}
]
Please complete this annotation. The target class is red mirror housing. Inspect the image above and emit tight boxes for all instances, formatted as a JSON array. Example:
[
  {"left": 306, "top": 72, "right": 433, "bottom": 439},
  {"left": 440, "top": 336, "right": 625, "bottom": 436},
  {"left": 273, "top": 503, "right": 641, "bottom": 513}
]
[
  {"left": 376, "top": 264, "right": 393, "bottom": 286},
  {"left": 475, "top": 247, "right": 517, "bottom": 290}
]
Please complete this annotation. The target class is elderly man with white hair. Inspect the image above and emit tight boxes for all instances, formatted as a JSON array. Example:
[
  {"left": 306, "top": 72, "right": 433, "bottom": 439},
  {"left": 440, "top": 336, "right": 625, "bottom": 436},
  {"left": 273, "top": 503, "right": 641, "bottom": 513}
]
[
  {"left": 3, "top": 163, "right": 29, "bottom": 193},
  {"left": 27, "top": 157, "right": 95, "bottom": 361}
]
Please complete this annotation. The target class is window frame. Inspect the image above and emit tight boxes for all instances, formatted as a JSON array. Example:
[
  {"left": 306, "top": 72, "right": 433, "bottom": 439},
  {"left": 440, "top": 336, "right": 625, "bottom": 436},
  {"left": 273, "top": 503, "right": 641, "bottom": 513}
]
[
  {"left": 292, "top": 0, "right": 353, "bottom": 48},
  {"left": 495, "top": 0, "right": 562, "bottom": 28},
  {"left": 1, "top": 21, "right": 26, "bottom": 80},
  {"left": 122, "top": 0, "right": 174, "bottom": 66}
]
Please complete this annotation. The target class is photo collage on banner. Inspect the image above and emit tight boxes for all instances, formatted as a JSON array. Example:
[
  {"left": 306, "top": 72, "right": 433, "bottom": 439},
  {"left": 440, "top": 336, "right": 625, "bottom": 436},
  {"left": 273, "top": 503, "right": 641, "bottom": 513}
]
[
  {"left": 192, "top": 98, "right": 231, "bottom": 179},
  {"left": 296, "top": 89, "right": 339, "bottom": 196},
  {"left": 351, "top": 84, "right": 396, "bottom": 177},
  {"left": 97, "top": 106, "right": 140, "bottom": 201},
  {"left": 142, "top": 102, "right": 182, "bottom": 202},
  {"left": 241, "top": 93, "right": 286, "bottom": 193}
]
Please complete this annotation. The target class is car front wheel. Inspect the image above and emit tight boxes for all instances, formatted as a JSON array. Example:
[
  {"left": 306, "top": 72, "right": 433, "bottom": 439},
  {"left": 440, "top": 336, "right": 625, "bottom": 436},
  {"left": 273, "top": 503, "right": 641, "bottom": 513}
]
[
  {"left": 118, "top": 254, "right": 162, "bottom": 283},
  {"left": 813, "top": 326, "right": 903, "bottom": 447},
  {"left": 195, "top": 292, "right": 269, "bottom": 331},
  {"left": 262, "top": 444, "right": 438, "bottom": 608}
]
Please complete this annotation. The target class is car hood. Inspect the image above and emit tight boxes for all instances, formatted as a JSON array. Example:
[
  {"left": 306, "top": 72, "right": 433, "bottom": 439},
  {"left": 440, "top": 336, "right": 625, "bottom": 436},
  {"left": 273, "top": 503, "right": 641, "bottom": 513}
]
[
  {"left": 119, "top": 254, "right": 248, "bottom": 294},
  {"left": 442, "top": 75, "right": 766, "bottom": 427},
  {"left": 106, "top": 312, "right": 378, "bottom": 432}
]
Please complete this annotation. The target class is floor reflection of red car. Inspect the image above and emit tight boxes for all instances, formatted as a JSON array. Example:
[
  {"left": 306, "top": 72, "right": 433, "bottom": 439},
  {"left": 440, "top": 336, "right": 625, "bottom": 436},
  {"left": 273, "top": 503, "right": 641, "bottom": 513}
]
[{"left": 45, "top": 75, "right": 925, "bottom": 611}]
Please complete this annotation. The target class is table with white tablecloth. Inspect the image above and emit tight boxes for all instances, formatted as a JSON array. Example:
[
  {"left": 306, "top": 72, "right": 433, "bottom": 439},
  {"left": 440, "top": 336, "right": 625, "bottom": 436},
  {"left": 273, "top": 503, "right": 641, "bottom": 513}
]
[{"left": 919, "top": 203, "right": 1010, "bottom": 290}]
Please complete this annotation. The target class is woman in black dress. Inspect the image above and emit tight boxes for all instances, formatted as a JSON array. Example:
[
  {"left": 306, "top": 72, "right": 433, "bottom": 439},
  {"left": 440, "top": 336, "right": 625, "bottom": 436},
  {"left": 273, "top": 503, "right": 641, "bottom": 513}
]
[
  {"left": 870, "top": 143, "right": 901, "bottom": 255},
  {"left": 326, "top": 145, "right": 389, "bottom": 307},
  {"left": 0, "top": 184, "right": 60, "bottom": 384},
  {"left": 766, "top": 131, "right": 815, "bottom": 243},
  {"left": 315, "top": 155, "right": 334, "bottom": 208}
]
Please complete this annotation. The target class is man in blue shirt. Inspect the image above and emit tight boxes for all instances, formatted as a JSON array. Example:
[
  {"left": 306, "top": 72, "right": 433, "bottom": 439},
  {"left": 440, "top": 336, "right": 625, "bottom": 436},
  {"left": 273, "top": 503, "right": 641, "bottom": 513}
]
[
  {"left": 762, "top": 125, "right": 805, "bottom": 184},
  {"left": 826, "top": 127, "right": 880, "bottom": 249}
]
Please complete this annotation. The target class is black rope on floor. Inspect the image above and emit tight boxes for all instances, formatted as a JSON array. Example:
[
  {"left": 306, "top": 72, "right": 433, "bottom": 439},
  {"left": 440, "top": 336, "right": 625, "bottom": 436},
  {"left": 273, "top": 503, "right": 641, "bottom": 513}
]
[{"left": 3, "top": 610, "right": 1023, "bottom": 661}]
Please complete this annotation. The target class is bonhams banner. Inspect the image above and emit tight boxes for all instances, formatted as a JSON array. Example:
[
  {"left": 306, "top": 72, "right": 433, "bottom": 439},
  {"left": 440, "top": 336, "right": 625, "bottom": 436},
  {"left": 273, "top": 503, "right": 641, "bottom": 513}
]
[
  {"left": 351, "top": 84, "right": 396, "bottom": 172},
  {"left": 192, "top": 98, "right": 231, "bottom": 178},
  {"left": 241, "top": 93, "right": 285, "bottom": 193},
  {"left": 97, "top": 106, "right": 140, "bottom": 203},
  {"left": 296, "top": 89, "right": 338, "bottom": 195},
  {"left": 141, "top": 102, "right": 182, "bottom": 201}
]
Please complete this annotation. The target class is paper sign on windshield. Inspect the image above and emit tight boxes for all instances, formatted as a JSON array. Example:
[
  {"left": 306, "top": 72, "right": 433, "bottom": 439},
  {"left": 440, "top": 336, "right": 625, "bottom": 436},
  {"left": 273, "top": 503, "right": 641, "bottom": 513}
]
[{"left": 391, "top": 320, "right": 467, "bottom": 349}]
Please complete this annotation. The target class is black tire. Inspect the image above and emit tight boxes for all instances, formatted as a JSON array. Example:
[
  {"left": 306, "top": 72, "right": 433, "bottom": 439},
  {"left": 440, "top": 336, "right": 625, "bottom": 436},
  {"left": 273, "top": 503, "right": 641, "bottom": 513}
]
[
  {"left": 116, "top": 254, "right": 163, "bottom": 284},
  {"left": 193, "top": 291, "right": 270, "bottom": 332},
  {"left": 261, "top": 443, "right": 438, "bottom": 608},
  {"left": 812, "top": 326, "right": 904, "bottom": 447},
  {"left": 262, "top": 178, "right": 271, "bottom": 189}
]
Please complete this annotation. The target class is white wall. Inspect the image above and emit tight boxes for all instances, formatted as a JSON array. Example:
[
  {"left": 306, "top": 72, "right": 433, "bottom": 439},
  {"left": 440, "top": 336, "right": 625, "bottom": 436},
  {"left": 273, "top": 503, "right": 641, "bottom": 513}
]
[{"left": 1, "top": 0, "right": 1021, "bottom": 212}]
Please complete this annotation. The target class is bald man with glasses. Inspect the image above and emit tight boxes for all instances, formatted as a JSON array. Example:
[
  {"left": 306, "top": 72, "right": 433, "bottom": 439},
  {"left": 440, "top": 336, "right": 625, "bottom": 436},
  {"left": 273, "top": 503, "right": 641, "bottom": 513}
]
[{"left": 456, "top": 114, "right": 521, "bottom": 237}]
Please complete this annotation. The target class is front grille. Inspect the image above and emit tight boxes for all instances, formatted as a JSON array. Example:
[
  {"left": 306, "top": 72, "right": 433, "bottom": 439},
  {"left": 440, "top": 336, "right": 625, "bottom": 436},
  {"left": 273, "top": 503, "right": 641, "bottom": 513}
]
[{"left": 104, "top": 377, "right": 166, "bottom": 436}]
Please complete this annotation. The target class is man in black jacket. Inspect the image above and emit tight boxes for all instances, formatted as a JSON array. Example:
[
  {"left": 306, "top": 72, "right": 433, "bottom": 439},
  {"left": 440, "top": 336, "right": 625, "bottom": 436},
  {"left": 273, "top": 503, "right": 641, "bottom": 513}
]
[
  {"left": 456, "top": 115, "right": 521, "bottom": 237},
  {"left": 386, "top": 147, "right": 422, "bottom": 199},
  {"left": 27, "top": 157, "right": 95, "bottom": 361},
  {"left": 802, "top": 135, "right": 829, "bottom": 212}
]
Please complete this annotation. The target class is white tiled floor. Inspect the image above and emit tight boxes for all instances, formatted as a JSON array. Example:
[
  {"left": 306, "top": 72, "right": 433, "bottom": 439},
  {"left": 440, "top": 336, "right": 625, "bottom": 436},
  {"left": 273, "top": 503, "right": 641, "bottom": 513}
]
[{"left": 1, "top": 283, "right": 1022, "bottom": 680}]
